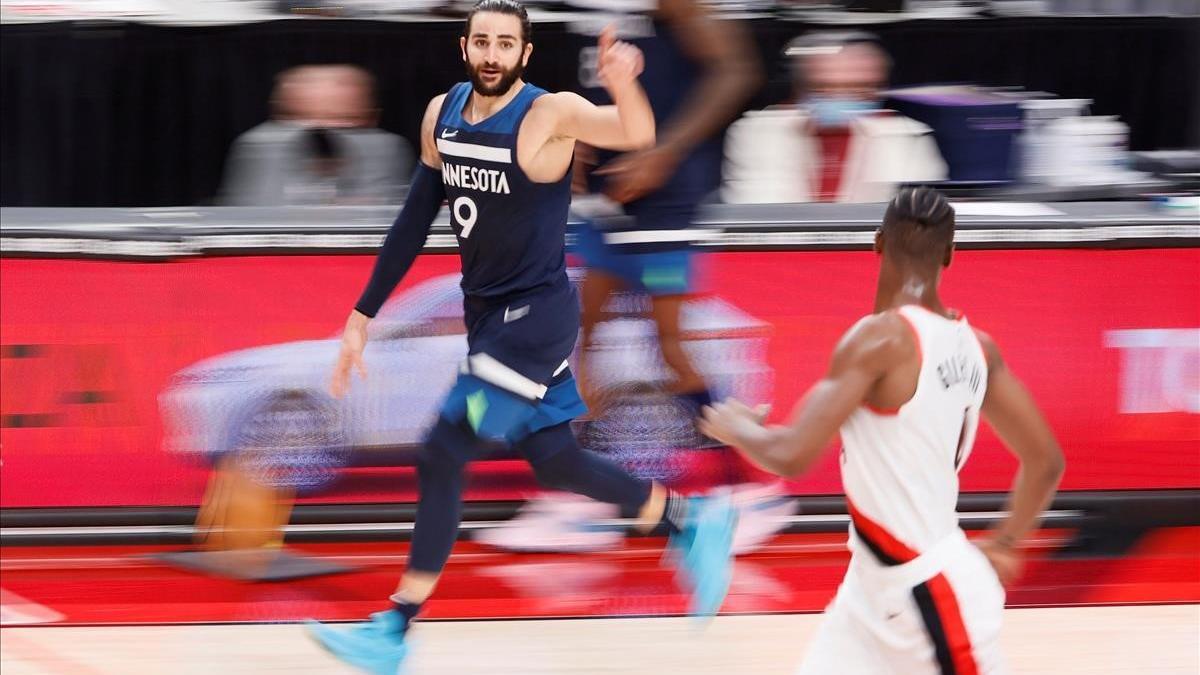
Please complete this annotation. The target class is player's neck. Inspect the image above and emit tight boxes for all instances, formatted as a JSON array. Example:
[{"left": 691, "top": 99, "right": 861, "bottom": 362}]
[
  {"left": 464, "top": 80, "right": 526, "bottom": 124},
  {"left": 874, "top": 259, "right": 947, "bottom": 316}
]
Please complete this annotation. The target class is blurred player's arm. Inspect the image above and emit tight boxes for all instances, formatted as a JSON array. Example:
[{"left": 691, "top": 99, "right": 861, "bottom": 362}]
[
  {"left": 700, "top": 314, "right": 906, "bottom": 477},
  {"left": 353, "top": 93, "right": 445, "bottom": 318},
  {"left": 552, "top": 28, "right": 654, "bottom": 151},
  {"left": 598, "top": 1, "right": 761, "bottom": 202},
  {"left": 654, "top": 0, "right": 761, "bottom": 159},
  {"left": 331, "top": 94, "right": 447, "bottom": 398},
  {"left": 974, "top": 330, "right": 1065, "bottom": 582}
]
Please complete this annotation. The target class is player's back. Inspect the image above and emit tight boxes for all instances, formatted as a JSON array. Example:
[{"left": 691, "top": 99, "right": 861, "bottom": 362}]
[
  {"left": 839, "top": 304, "right": 988, "bottom": 564},
  {"left": 436, "top": 81, "right": 572, "bottom": 301}
]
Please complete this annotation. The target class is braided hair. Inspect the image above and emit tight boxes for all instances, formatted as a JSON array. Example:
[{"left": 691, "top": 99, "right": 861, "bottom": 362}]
[{"left": 879, "top": 187, "right": 956, "bottom": 265}]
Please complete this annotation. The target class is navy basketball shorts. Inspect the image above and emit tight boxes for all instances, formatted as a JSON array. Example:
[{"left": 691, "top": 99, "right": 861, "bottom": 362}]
[
  {"left": 437, "top": 280, "right": 587, "bottom": 455},
  {"left": 571, "top": 211, "right": 698, "bottom": 298}
]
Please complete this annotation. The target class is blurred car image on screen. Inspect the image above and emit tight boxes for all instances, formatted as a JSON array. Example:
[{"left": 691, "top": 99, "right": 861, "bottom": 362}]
[{"left": 159, "top": 269, "right": 772, "bottom": 492}]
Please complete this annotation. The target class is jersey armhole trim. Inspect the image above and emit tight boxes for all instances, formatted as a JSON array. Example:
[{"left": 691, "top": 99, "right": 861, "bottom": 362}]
[
  {"left": 864, "top": 401, "right": 901, "bottom": 416},
  {"left": 437, "top": 83, "right": 465, "bottom": 127}
]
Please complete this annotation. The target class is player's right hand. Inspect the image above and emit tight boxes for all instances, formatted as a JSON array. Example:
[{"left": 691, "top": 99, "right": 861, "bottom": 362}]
[
  {"left": 596, "top": 25, "right": 644, "bottom": 92},
  {"left": 699, "top": 398, "right": 768, "bottom": 449},
  {"left": 977, "top": 537, "right": 1023, "bottom": 587},
  {"left": 331, "top": 311, "right": 370, "bottom": 399}
]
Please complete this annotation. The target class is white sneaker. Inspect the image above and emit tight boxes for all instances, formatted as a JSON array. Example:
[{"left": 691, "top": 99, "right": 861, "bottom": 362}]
[
  {"left": 475, "top": 484, "right": 796, "bottom": 555},
  {"left": 474, "top": 494, "right": 622, "bottom": 553},
  {"left": 728, "top": 482, "right": 798, "bottom": 555}
]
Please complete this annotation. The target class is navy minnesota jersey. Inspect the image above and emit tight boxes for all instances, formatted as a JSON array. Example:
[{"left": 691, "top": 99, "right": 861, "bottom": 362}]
[{"left": 436, "top": 81, "right": 572, "bottom": 300}]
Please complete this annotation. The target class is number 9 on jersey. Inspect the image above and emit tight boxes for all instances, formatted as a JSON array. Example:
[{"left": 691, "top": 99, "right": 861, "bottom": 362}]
[{"left": 453, "top": 196, "right": 478, "bottom": 239}]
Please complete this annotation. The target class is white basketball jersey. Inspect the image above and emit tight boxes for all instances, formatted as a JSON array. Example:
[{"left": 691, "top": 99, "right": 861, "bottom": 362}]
[{"left": 839, "top": 305, "right": 989, "bottom": 563}]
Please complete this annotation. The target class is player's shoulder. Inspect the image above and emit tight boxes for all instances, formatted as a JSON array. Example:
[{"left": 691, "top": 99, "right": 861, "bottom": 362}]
[
  {"left": 419, "top": 92, "right": 451, "bottom": 133},
  {"left": 426, "top": 92, "right": 450, "bottom": 117},
  {"left": 835, "top": 310, "right": 917, "bottom": 366},
  {"left": 417, "top": 93, "right": 453, "bottom": 163},
  {"left": 970, "top": 326, "right": 1004, "bottom": 370},
  {"left": 530, "top": 90, "right": 585, "bottom": 114},
  {"left": 523, "top": 91, "right": 587, "bottom": 133},
  {"left": 851, "top": 309, "right": 913, "bottom": 341}
]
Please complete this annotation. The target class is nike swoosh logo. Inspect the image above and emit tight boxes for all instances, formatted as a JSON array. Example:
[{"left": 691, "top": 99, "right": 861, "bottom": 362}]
[
  {"left": 441, "top": 129, "right": 458, "bottom": 139},
  {"left": 503, "top": 305, "right": 530, "bottom": 323}
]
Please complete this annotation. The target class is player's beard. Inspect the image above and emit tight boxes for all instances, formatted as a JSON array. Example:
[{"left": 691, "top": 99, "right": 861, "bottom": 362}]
[{"left": 466, "top": 57, "right": 524, "bottom": 97}]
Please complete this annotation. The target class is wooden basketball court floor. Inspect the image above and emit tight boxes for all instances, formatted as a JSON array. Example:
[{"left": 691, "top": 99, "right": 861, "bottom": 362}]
[
  {"left": 3, "top": 605, "right": 1198, "bottom": 674},
  {"left": 2, "top": 528, "right": 1198, "bottom": 674}
]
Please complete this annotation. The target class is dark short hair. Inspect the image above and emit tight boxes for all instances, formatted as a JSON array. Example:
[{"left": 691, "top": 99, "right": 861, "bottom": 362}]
[
  {"left": 880, "top": 187, "right": 955, "bottom": 264},
  {"left": 464, "top": 0, "right": 531, "bottom": 45},
  {"left": 784, "top": 31, "right": 892, "bottom": 94}
]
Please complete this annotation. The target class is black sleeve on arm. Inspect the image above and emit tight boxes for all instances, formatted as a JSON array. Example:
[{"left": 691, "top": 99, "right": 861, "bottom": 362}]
[{"left": 354, "top": 162, "right": 445, "bottom": 317}]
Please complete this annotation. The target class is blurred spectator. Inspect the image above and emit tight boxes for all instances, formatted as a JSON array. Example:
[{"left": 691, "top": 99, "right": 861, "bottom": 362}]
[
  {"left": 722, "top": 31, "right": 947, "bottom": 204},
  {"left": 218, "top": 65, "right": 413, "bottom": 206}
]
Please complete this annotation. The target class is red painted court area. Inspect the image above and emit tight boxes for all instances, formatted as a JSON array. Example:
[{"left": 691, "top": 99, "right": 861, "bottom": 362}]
[{"left": 2, "top": 528, "right": 1197, "bottom": 627}]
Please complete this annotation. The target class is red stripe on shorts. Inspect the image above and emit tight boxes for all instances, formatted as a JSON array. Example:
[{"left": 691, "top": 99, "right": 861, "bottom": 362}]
[{"left": 925, "top": 572, "right": 980, "bottom": 675}]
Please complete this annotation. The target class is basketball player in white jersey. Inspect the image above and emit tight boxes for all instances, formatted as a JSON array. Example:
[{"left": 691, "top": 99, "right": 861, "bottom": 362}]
[{"left": 700, "top": 187, "right": 1065, "bottom": 674}]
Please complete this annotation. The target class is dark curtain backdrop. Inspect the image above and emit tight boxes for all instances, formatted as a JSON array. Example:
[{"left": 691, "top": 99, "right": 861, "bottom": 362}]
[{"left": 2, "top": 16, "right": 1197, "bottom": 207}]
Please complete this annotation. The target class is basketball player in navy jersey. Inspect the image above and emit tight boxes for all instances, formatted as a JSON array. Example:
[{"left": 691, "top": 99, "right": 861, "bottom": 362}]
[
  {"left": 306, "top": 2, "right": 737, "bottom": 672},
  {"left": 701, "top": 188, "right": 1064, "bottom": 673}
]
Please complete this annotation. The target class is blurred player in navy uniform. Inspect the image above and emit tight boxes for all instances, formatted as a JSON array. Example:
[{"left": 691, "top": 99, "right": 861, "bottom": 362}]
[
  {"left": 306, "top": 2, "right": 736, "bottom": 672},
  {"left": 478, "top": 0, "right": 796, "bottom": 556},
  {"left": 568, "top": 0, "right": 760, "bottom": 419}
]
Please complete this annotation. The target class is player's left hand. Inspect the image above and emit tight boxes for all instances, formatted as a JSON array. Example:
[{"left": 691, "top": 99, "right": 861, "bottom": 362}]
[
  {"left": 595, "top": 25, "right": 645, "bottom": 92},
  {"left": 699, "top": 398, "right": 770, "bottom": 449},
  {"left": 594, "top": 145, "right": 681, "bottom": 204}
]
